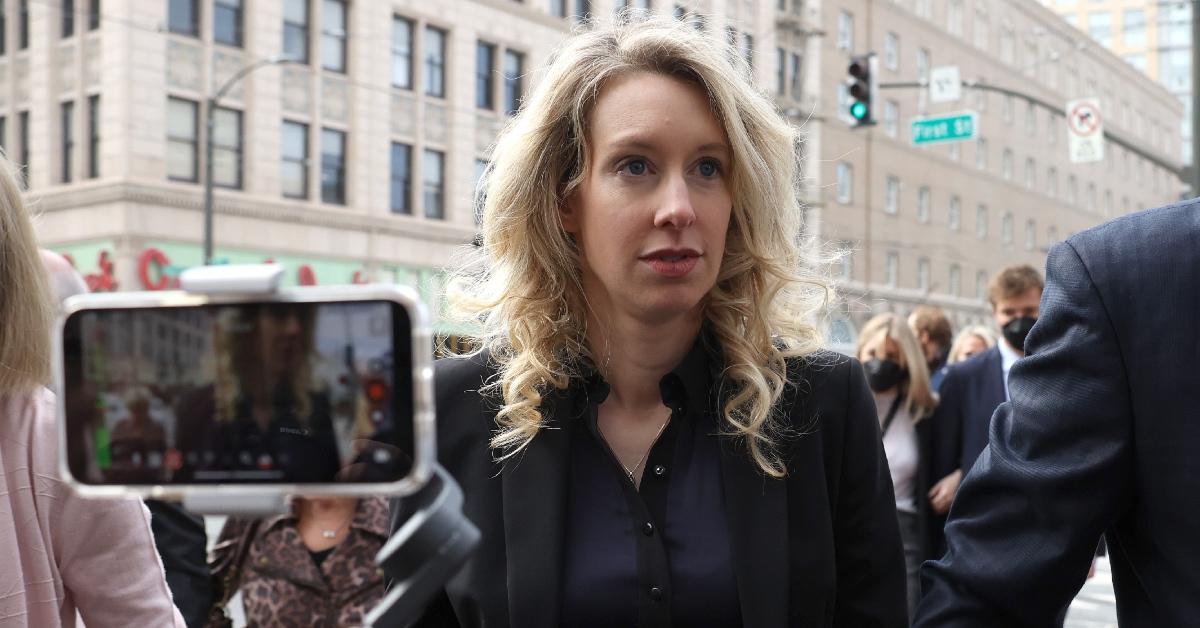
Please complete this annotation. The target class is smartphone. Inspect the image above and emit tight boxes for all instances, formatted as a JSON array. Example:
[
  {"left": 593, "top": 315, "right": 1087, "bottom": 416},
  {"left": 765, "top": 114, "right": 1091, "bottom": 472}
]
[{"left": 55, "top": 285, "right": 433, "bottom": 501}]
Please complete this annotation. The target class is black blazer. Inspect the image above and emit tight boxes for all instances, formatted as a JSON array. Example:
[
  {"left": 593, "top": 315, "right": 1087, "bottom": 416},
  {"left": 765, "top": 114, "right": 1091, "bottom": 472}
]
[
  {"left": 402, "top": 349, "right": 907, "bottom": 628},
  {"left": 931, "top": 347, "right": 1006, "bottom": 474},
  {"left": 914, "top": 202, "right": 1200, "bottom": 627}
]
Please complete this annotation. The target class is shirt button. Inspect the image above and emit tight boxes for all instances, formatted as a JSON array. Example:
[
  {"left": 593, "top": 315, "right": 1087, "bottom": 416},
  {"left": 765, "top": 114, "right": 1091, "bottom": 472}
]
[
  {"left": 643, "top": 522, "right": 654, "bottom": 536},
  {"left": 649, "top": 586, "right": 664, "bottom": 601},
  {"left": 653, "top": 464, "right": 666, "bottom": 476}
]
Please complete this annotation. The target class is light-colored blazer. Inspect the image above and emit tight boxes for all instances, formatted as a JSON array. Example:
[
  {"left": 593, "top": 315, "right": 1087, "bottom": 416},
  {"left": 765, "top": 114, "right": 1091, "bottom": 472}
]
[{"left": 0, "top": 387, "right": 185, "bottom": 627}]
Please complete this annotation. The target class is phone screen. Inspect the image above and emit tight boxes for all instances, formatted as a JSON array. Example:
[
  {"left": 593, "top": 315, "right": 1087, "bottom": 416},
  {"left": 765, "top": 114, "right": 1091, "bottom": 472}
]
[{"left": 61, "top": 300, "right": 414, "bottom": 485}]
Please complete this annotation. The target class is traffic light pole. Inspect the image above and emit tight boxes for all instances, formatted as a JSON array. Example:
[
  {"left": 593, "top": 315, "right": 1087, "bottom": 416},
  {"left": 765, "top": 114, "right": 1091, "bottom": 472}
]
[{"left": 874, "top": 79, "right": 1186, "bottom": 184}]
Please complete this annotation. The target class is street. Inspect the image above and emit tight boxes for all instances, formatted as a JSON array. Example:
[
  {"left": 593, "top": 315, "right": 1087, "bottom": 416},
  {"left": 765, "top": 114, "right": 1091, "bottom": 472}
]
[{"left": 1066, "top": 556, "right": 1119, "bottom": 628}]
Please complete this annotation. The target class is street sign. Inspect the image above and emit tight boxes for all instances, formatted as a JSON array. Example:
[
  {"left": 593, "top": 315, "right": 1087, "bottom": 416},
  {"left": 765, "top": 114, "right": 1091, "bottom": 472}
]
[
  {"left": 910, "top": 111, "right": 978, "bottom": 146},
  {"left": 1066, "top": 98, "right": 1104, "bottom": 164},
  {"left": 929, "top": 66, "right": 961, "bottom": 103}
]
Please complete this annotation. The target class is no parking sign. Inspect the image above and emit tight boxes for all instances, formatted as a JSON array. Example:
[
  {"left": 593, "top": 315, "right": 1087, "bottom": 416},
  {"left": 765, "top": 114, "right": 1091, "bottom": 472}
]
[{"left": 1066, "top": 99, "right": 1105, "bottom": 164}]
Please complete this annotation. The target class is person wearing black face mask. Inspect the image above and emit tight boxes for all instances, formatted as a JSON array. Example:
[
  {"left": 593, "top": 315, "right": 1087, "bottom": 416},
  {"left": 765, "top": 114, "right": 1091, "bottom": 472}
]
[{"left": 856, "top": 314, "right": 945, "bottom": 621}]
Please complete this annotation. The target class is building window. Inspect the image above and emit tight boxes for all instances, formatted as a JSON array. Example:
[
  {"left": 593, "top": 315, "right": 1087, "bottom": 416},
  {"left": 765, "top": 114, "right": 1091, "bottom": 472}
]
[
  {"left": 976, "top": 137, "right": 987, "bottom": 170},
  {"left": 1025, "top": 219, "right": 1036, "bottom": 250},
  {"left": 573, "top": 0, "right": 591, "bottom": 22},
  {"left": 392, "top": 16, "right": 413, "bottom": 89},
  {"left": 1002, "top": 95, "right": 1014, "bottom": 124},
  {"left": 281, "top": 120, "right": 308, "bottom": 199},
  {"left": 212, "top": 107, "right": 242, "bottom": 189},
  {"left": 503, "top": 50, "right": 524, "bottom": 115},
  {"left": 1067, "top": 175, "right": 1078, "bottom": 205},
  {"left": 320, "top": 128, "right": 346, "bottom": 204},
  {"left": 837, "top": 10, "right": 853, "bottom": 52},
  {"left": 1001, "top": 211, "right": 1014, "bottom": 245},
  {"left": 425, "top": 26, "right": 446, "bottom": 98},
  {"left": 884, "top": 32, "right": 899, "bottom": 70},
  {"left": 1047, "top": 225, "right": 1059, "bottom": 244},
  {"left": 948, "top": 194, "right": 961, "bottom": 231},
  {"left": 168, "top": 0, "right": 198, "bottom": 36},
  {"left": 1087, "top": 11, "right": 1112, "bottom": 47},
  {"left": 976, "top": 270, "right": 988, "bottom": 300},
  {"left": 917, "top": 258, "right": 930, "bottom": 291},
  {"left": 789, "top": 52, "right": 802, "bottom": 99},
  {"left": 390, "top": 142, "right": 412, "bottom": 214},
  {"left": 62, "top": 0, "right": 75, "bottom": 38},
  {"left": 283, "top": 0, "right": 309, "bottom": 63},
  {"left": 917, "top": 185, "right": 931, "bottom": 223},
  {"left": 214, "top": 0, "right": 242, "bottom": 46},
  {"left": 836, "top": 162, "right": 852, "bottom": 204},
  {"left": 0, "top": 116, "right": 6, "bottom": 155},
  {"left": 423, "top": 149, "right": 444, "bottom": 219},
  {"left": 1025, "top": 102, "right": 1036, "bottom": 136},
  {"left": 1047, "top": 167, "right": 1058, "bottom": 198},
  {"left": 884, "top": 100, "right": 899, "bottom": 137},
  {"left": 776, "top": 47, "right": 786, "bottom": 96},
  {"left": 166, "top": 97, "right": 198, "bottom": 182},
  {"left": 976, "top": 204, "right": 988, "bottom": 239},
  {"left": 476, "top": 42, "right": 496, "bottom": 110},
  {"left": 88, "top": 0, "right": 100, "bottom": 30},
  {"left": 1001, "top": 149, "right": 1013, "bottom": 180},
  {"left": 949, "top": 264, "right": 961, "bottom": 297},
  {"left": 87, "top": 95, "right": 99, "bottom": 178},
  {"left": 973, "top": 7, "right": 988, "bottom": 50},
  {"left": 321, "top": 0, "right": 347, "bottom": 73},
  {"left": 550, "top": 0, "right": 566, "bottom": 18},
  {"left": 916, "top": 47, "right": 929, "bottom": 82},
  {"left": 739, "top": 32, "right": 754, "bottom": 69},
  {"left": 1123, "top": 9, "right": 1146, "bottom": 47},
  {"left": 1024, "top": 157, "right": 1035, "bottom": 189},
  {"left": 61, "top": 101, "right": 74, "bottom": 183},
  {"left": 1105, "top": 190, "right": 1114, "bottom": 216},
  {"left": 18, "top": 111, "right": 29, "bottom": 184},
  {"left": 18, "top": 0, "right": 27, "bottom": 50},
  {"left": 885, "top": 176, "right": 899, "bottom": 214},
  {"left": 946, "top": 0, "right": 963, "bottom": 36},
  {"left": 885, "top": 252, "right": 899, "bottom": 287}
]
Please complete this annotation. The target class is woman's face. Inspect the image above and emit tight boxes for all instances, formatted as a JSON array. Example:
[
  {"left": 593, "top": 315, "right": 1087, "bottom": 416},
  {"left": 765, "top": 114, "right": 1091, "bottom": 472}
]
[
  {"left": 958, "top": 334, "right": 988, "bottom": 362},
  {"left": 563, "top": 71, "right": 732, "bottom": 325},
  {"left": 858, "top": 334, "right": 905, "bottom": 369}
]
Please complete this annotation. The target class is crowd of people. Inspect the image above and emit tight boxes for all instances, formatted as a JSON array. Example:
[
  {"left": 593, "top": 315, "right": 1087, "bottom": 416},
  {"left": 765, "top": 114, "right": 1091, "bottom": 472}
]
[{"left": 0, "top": 14, "right": 1196, "bottom": 628}]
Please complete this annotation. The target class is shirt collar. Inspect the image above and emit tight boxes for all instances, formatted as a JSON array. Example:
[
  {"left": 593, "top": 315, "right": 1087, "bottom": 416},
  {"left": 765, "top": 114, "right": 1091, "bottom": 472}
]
[
  {"left": 997, "top": 335, "right": 1021, "bottom": 374},
  {"left": 574, "top": 329, "right": 718, "bottom": 420}
]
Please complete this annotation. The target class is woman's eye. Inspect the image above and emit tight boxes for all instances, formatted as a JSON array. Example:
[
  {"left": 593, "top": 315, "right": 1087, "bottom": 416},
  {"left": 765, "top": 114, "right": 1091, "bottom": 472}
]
[
  {"left": 697, "top": 160, "right": 721, "bottom": 177},
  {"left": 622, "top": 159, "right": 648, "bottom": 176}
]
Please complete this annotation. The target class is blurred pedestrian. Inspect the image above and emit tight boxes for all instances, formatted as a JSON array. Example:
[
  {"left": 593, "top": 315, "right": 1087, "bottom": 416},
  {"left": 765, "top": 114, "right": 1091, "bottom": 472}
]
[
  {"left": 914, "top": 202, "right": 1200, "bottom": 625},
  {"left": 946, "top": 326, "right": 996, "bottom": 365},
  {"left": 408, "top": 16, "right": 907, "bottom": 627},
  {"left": 857, "top": 313, "right": 952, "bottom": 620},
  {"left": 209, "top": 496, "right": 389, "bottom": 626},
  {"left": 908, "top": 305, "right": 953, "bottom": 388},
  {"left": 40, "top": 249, "right": 214, "bottom": 627},
  {"left": 0, "top": 157, "right": 186, "bottom": 626}
]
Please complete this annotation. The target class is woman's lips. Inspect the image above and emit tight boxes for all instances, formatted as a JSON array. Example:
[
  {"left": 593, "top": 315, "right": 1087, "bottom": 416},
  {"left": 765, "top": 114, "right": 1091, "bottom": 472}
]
[{"left": 641, "top": 253, "right": 700, "bottom": 277}]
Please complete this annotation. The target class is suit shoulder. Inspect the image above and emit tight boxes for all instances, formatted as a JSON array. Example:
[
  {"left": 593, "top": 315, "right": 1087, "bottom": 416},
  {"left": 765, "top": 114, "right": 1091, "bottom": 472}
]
[
  {"left": 434, "top": 351, "right": 497, "bottom": 395},
  {"left": 779, "top": 349, "right": 861, "bottom": 422},
  {"left": 942, "top": 347, "right": 997, "bottom": 381},
  {"left": 1069, "top": 200, "right": 1200, "bottom": 266}
]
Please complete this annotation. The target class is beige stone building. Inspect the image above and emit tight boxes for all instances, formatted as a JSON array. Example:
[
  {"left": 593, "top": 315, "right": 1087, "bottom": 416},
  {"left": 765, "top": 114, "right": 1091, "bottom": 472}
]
[
  {"left": 1041, "top": 0, "right": 1192, "bottom": 163},
  {"left": 13, "top": 0, "right": 1183, "bottom": 342},
  {"left": 800, "top": 0, "right": 1184, "bottom": 341}
]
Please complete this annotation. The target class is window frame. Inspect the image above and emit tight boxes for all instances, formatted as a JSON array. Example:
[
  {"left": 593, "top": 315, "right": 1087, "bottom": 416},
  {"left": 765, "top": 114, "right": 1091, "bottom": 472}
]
[{"left": 166, "top": 96, "right": 199, "bottom": 183}]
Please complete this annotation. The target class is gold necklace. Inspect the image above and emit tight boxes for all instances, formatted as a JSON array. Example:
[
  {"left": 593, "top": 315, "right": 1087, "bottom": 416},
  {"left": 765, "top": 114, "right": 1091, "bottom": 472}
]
[{"left": 618, "top": 417, "right": 671, "bottom": 481}]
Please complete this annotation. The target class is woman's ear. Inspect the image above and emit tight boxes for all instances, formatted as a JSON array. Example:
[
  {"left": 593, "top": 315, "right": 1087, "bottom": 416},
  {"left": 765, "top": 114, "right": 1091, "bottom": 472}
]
[{"left": 559, "top": 194, "right": 580, "bottom": 234}]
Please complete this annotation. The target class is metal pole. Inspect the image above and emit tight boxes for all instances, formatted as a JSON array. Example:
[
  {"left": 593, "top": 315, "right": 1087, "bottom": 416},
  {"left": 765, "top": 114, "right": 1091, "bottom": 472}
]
[
  {"left": 203, "top": 98, "right": 216, "bottom": 266},
  {"left": 1191, "top": 0, "right": 1200, "bottom": 195}
]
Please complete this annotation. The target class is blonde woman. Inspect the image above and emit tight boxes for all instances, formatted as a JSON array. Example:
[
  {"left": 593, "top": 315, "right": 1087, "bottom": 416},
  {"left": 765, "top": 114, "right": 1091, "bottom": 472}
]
[
  {"left": 855, "top": 313, "right": 953, "bottom": 620},
  {"left": 0, "top": 156, "right": 186, "bottom": 626},
  {"left": 406, "top": 16, "right": 906, "bottom": 628},
  {"left": 947, "top": 325, "right": 997, "bottom": 365}
]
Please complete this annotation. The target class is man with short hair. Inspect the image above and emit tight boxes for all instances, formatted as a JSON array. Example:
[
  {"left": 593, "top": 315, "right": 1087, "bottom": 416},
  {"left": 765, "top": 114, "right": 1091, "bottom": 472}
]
[{"left": 908, "top": 305, "right": 953, "bottom": 389}]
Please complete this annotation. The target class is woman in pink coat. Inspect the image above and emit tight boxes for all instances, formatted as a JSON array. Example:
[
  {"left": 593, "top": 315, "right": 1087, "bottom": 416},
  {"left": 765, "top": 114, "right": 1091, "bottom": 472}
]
[{"left": 0, "top": 156, "right": 185, "bottom": 627}]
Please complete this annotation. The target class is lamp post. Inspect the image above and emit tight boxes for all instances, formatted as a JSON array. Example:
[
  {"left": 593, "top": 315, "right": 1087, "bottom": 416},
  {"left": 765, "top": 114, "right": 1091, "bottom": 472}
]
[{"left": 203, "top": 55, "right": 299, "bottom": 266}]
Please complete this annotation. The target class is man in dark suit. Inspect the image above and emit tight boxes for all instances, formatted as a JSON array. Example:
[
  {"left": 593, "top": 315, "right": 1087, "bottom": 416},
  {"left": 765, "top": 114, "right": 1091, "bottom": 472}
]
[
  {"left": 914, "top": 202, "right": 1200, "bottom": 626},
  {"left": 925, "top": 265, "right": 1042, "bottom": 516}
]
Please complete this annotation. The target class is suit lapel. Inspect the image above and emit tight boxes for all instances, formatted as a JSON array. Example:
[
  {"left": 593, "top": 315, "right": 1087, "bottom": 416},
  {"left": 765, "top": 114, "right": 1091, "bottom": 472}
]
[
  {"left": 720, "top": 438, "right": 789, "bottom": 628},
  {"left": 501, "top": 387, "right": 576, "bottom": 628}
]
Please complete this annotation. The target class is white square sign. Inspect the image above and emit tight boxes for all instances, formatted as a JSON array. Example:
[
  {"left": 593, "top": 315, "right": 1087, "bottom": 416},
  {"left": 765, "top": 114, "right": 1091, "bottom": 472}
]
[
  {"left": 929, "top": 66, "right": 962, "bottom": 103},
  {"left": 1066, "top": 98, "right": 1105, "bottom": 164}
]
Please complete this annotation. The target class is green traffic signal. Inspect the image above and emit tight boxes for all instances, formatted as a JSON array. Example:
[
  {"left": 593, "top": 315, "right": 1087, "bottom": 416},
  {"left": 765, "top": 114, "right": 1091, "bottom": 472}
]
[{"left": 850, "top": 101, "right": 868, "bottom": 121}]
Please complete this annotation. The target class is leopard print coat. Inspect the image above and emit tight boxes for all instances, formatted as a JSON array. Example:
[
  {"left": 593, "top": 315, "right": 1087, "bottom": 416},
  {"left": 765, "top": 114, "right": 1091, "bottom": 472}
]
[{"left": 215, "top": 497, "right": 390, "bottom": 627}]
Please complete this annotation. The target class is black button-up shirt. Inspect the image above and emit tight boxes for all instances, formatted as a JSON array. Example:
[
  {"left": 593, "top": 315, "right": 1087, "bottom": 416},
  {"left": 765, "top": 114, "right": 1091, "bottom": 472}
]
[{"left": 561, "top": 337, "right": 742, "bottom": 627}]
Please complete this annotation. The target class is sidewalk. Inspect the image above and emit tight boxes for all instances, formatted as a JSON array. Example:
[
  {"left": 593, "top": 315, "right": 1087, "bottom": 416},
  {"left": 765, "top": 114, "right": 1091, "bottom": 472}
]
[{"left": 1065, "top": 556, "right": 1118, "bottom": 628}]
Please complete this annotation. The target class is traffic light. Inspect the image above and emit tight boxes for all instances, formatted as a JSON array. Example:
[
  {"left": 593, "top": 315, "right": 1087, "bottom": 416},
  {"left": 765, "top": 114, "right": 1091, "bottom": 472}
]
[{"left": 846, "top": 53, "right": 878, "bottom": 127}]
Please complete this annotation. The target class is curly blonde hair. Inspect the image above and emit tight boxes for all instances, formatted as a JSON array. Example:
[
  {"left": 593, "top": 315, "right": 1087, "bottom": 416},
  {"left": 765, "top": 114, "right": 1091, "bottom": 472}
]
[{"left": 448, "top": 16, "right": 832, "bottom": 477}]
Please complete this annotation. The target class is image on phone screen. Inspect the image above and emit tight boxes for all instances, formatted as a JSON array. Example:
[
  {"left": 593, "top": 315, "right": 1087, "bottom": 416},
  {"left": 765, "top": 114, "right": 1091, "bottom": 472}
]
[{"left": 61, "top": 300, "right": 414, "bottom": 486}]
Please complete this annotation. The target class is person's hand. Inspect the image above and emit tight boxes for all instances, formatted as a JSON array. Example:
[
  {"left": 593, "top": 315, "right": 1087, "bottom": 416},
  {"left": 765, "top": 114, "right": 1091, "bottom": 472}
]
[{"left": 927, "top": 469, "right": 963, "bottom": 515}]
